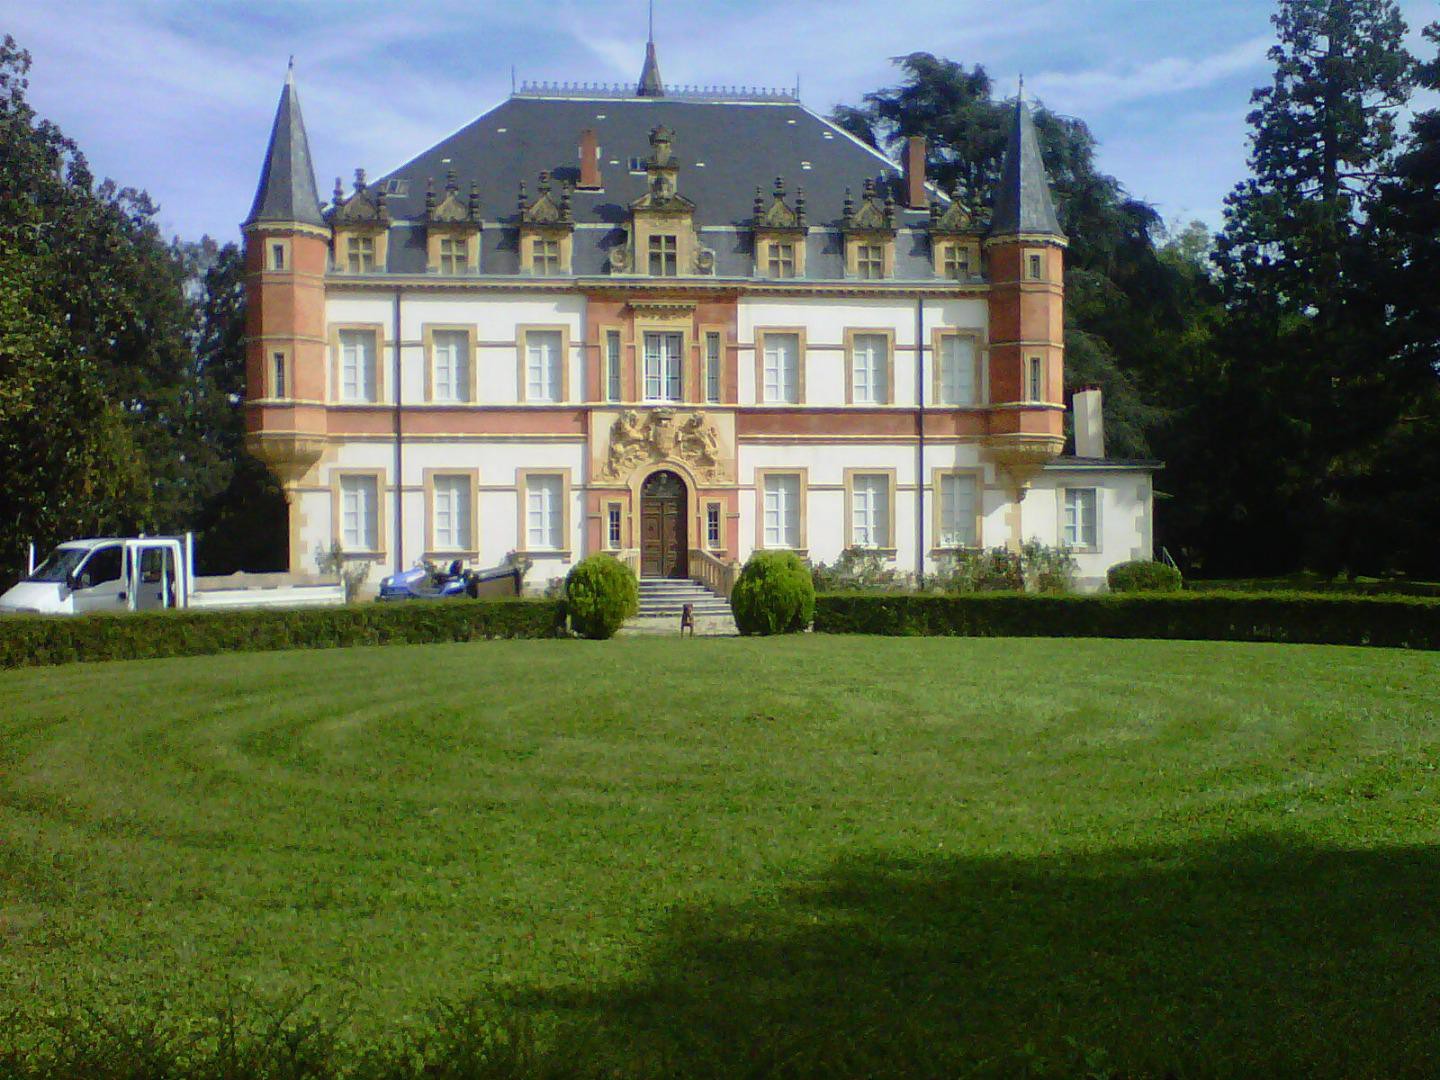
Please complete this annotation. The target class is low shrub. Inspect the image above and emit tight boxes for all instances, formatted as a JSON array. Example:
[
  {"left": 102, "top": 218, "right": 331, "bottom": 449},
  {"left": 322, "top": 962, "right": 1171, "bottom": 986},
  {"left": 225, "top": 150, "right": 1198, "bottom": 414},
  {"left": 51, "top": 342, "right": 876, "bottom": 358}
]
[
  {"left": 811, "top": 547, "right": 899, "bottom": 592},
  {"left": 1108, "top": 559, "right": 1183, "bottom": 593},
  {"left": 732, "top": 550, "right": 816, "bottom": 635},
  {"left": 0, "top": 598, "right": 566, "bottom": 670},
  {"left": 930, "top": 541, "right": 1076, "bottom": 593},
  {"left": 564, "top": 554, "right": 639, "bottom": 639},
  {"left": 813, "top": 591, "right": 1440, "bottom": 650}
]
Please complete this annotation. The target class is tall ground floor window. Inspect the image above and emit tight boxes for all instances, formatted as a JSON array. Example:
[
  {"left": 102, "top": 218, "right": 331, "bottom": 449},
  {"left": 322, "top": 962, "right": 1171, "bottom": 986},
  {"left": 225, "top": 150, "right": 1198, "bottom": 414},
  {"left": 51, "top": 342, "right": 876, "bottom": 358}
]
[
  {"left": 526, "top": 474, "right": 564, "bottom": 551},
  {"left": 431, "top": 474, "right": 473, "bottom": 551},
  {"left": 762, "top": 473, "right": 801, "bottom": 549},
  {"left": 1064, "top": 487, "right": 1098, "bottom": 549},
  {"left": 849, "top": 473, "right": 891, "bottom": 549},
  {"left": 340, "top": 475, "right": 379, "bottom": 552},
  {"left": 938, "top": 473, "right": 978, "bottom": 548}
]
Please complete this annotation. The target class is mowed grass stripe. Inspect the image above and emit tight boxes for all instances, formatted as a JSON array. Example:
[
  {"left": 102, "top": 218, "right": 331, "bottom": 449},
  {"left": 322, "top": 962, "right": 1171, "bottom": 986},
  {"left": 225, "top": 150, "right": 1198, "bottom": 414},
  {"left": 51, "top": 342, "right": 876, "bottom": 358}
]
[{"left": 3, "top": 636, "right": 1440, "bottom": 1076}]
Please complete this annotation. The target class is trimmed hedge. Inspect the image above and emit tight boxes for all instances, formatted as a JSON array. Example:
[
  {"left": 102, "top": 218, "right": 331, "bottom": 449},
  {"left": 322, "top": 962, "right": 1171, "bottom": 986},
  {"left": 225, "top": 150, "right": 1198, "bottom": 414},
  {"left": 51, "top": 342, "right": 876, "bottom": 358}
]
[
  {"left": 0, "top": 598, "right": 566, "bottom": 670},
  {"left": 564, "top": 554, "right": 639, "bottom": 639},
  {"left": 813, "top": 591, "right": 1440, "bottom": 650},
  {"left": 732, "top": 550, "right": 816, "bottom": 635},
  {"left": 1107, "top": 559, "right": 1183, "bottom": 593}
]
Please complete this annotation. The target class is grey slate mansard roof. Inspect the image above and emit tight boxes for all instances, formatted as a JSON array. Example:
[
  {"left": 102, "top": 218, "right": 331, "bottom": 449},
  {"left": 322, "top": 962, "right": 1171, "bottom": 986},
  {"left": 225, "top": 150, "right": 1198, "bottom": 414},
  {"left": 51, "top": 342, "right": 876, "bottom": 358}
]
[
  {"left": 244, "top": 64, "right": 324, "bottom": 229},
  {"left": 373, "top": 95, "right": 909, "bottom": 230}
]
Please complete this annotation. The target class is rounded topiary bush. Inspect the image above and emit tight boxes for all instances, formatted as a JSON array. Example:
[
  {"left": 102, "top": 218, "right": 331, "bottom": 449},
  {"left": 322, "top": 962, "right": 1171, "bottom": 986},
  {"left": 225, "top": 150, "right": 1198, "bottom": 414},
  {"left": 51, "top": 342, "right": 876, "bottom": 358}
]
[
  {"left": 564, "top": 555, "right": 638, "bottom": 639},
  {"left": 731, "top": 550, "right": 815, "bottom": 635},
  {"left": 1107, "top": 559, "right": 1183, "bottom": 593}
]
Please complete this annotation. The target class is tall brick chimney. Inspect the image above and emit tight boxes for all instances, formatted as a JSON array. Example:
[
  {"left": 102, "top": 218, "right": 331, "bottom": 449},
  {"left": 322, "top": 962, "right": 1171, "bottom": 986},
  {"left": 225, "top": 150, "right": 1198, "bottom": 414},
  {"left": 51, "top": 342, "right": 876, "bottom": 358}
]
[
  {"left": 903, "top": 135, "right": 927, "bottom": 208},
  {"left": 578, "top": 128, "right": 601, "bottom": 189}
]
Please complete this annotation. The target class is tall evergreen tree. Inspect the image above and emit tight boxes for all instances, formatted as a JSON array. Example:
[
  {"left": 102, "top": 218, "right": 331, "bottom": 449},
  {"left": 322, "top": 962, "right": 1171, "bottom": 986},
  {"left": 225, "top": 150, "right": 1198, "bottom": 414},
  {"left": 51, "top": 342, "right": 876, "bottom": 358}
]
[{"left": 1210, "top": 0, "right": 1416, "bottom": 573}]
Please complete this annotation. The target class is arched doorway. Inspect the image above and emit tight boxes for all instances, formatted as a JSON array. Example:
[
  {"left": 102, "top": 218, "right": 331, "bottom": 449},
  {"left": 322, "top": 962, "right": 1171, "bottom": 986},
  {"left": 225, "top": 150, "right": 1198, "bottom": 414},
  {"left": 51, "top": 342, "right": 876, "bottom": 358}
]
[{"left": 640, "top": 469, "right": 688, "bottom": 579}]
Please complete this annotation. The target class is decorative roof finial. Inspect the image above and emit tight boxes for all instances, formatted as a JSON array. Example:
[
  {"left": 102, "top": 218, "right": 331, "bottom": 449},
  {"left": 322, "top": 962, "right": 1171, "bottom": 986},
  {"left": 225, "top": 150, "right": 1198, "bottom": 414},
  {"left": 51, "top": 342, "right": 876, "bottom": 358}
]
[
  {"left": 637, "top": 0, "right": 664, "bottom": 97},
  {"left": 1018, "top": 73, "right": 1024, "bottom": 102}
]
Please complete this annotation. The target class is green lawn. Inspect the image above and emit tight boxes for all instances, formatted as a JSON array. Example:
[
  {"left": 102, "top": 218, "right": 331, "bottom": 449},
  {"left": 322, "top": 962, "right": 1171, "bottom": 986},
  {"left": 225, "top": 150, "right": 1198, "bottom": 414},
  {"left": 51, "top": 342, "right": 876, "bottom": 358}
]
[{"left": 4, "top": 637, "right": 1440, "bottom": 1077}]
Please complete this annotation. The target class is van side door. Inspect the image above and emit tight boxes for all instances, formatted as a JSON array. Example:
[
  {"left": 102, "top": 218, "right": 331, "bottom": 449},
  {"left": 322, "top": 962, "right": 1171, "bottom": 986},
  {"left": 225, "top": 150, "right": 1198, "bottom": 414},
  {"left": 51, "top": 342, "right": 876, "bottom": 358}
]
[{"left": 70, "top": 544, "right": 127, "bottom": 613}]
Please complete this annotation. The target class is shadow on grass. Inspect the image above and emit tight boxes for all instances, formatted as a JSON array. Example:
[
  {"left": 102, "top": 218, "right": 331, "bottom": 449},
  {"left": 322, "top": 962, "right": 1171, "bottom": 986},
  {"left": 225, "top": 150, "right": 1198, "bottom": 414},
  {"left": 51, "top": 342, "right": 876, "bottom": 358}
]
[
  {"left": 531, "top": 833, "right": 1440, "bottom": 1078},
  {"left": 9, "top": 834, "right": 1440, "bottom": 1078}
]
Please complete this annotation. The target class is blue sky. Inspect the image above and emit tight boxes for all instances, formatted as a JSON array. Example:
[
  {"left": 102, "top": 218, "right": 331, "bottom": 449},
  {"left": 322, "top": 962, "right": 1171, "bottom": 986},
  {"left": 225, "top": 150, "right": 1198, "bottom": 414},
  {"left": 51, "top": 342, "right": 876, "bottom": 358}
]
[{"left": 7, "top": 0, "right": 1440, "bottom": 243}]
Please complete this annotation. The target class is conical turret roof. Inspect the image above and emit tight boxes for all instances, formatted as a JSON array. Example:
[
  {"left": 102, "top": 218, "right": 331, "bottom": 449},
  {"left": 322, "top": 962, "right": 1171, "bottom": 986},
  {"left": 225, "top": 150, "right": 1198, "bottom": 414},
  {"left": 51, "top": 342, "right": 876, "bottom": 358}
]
[
  {"left": 637, "top": 39, "right": 664, "bottom": 97},
  {"left": 990, "top": 96, "right": 1062, "bottom": 238},
  {"left": 244, "top": 62, "right": 324, "bottom": 229}
]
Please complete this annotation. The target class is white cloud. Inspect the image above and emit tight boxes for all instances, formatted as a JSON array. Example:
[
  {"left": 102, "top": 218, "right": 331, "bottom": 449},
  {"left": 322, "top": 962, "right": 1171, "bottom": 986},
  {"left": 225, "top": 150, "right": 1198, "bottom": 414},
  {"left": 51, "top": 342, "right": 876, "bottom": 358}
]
[{"left": 1027, "top": 34, "right": 1273, "bottom": 116}]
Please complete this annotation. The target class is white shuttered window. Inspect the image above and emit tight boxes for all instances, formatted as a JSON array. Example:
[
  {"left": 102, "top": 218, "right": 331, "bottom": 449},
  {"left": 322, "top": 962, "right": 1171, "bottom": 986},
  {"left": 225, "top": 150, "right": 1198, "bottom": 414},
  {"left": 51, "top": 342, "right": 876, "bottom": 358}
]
[
  {"left": 526, "top": 331, "right": 563, "bottom": 402},
  {"left": 526, "top": 475, "right": 563, "bottom": 550},
  {"left": 851, "top": 474, "right": 890, "bottom": 548},
  {"left": 1064, "top": 488, "right": 1098, "bottom": 549},
  {"left": 939, "top": 473, "right": 978, "bottom": 548},
  {"left": 340, "top": 475, "right": 378, "bottom": 552},
  {"left": 338, "top": 329, "right": 376, "bottom": 403},
  {"left": 432, "top": 331, "right": 469, "bottom": 402},
  {"left": 851, "top": 333, "right": 888, "bottom": 404},
  {"left": 762, "top": 474, "right": 800, "bottom": 548},
  {"left": 762, "top": 333, "right": 799, "bottom": 404},
  {"left": 432, "top": 475, "right": 472, "bottom": 551},
  {"left": 938, "top": 335, "right": 977, "bottom": 406}
]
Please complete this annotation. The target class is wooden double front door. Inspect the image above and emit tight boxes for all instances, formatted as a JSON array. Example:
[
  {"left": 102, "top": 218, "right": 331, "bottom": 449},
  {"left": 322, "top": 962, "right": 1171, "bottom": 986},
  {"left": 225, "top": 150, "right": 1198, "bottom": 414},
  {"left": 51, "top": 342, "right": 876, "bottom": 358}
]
[{"left": 640, "top": 470, "right": 688, "bottom": 579}]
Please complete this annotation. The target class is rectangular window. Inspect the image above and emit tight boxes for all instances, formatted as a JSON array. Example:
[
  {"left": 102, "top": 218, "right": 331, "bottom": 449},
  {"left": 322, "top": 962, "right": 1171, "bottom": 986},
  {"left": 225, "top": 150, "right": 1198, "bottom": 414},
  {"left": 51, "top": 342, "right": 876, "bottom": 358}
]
[
  {"left": 762, "top": 474, "right": 800, "bottom": 549},
  {"left": 705, "top": 332, "right": 721, "bottom": 403},
  {"left": 1028, "top": 252, "right": 1043, "bottom": 280},
  {"left": 338, "top": 329, "right": 377, "bottom": 403},
  {"left": 937, "top": 334, "right": 977, "bottom": 406},
  {"left": 761, "top": 332, "right": 799, "bottom": 404},
  {"left": 525, "top": 330, "right": 563, "bottom": 402},
  {"left": 432, "top": 475, "right": 472, "bottom": 551},
  {"left": 1064, "top": 488, "right": 1098, "bottom": 549},
  {"left": 438, "top": 236, "right": 467, "bottom": 275},
  {"left": 767, "top": 241, "right": 795, "bottom": 279},
  {"left": 942, "top": 244, "right": 969, "bottom": 280},
  {"left": 643, "top": 331, "right": 683, "bottom": 402},
  {"left": 605, "top": 330, "right": 623, "bottom": 402},
  {"left": 850, "top": 333, "right": 889, "bottom": 405},
  {"left": 706, "top": 503, "right": 721, "bottom": 548},
  {"left": 1028, "top": 356, "right": 1045, "bottom": 403},
  {"left": 526, "top": 474, "right": 563, "bottom": 551},
  {"left": 939, "top": 473, "right": 978, "bottom": 548},
  {"left": 851, "top": 474, "right": 890, "bottom": 549},
  {"left": 856, "top": 243, "right": 883, "bottom": 279},
  {"left": 431, "top": 330, "right": 470, "bottom": 402},
  {"left": 340, "top": 475, "right": 378, "bottom": 552},
  {"left": 648, "top": 234, "right": 677, "bottom": 276},
  {"left": 533, "top": 237, "right": 560, "bottom": 275},
  {"left": 271, "top": 351, "right": 287, "bottom": 398},
  {"left": 270, "top": 242, "right": 286, "bottom": 271},
  {"left": 607, "top": 504, "right": 622, "bottom": 549},
  {"left": 346, "top": 235, "right": 375, "bottom": 273}
]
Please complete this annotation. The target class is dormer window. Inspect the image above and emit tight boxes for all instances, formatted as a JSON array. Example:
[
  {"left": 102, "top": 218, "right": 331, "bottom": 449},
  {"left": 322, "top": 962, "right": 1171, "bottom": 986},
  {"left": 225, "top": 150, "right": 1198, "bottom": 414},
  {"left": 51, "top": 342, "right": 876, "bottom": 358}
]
[
  {"left": 768, "top": 241, "right": 796, "bottom": 279},
  {"left": 532, "top": 238, "right": 561, "bottom": 275},
  {"left": 346, "top": 235, "right": 375, "bottom": 273},
  {"left": 438, "top": 237, "right": 468, "bottom": 275},
  {"left": 649, "top": 234, "right": 678, "bottom": 276},
  {"left": 942, "top": 243, "right": 970, "bottom": 280},
  {"left": 856, "top": 244, "right": 884, "bottom": 280}
]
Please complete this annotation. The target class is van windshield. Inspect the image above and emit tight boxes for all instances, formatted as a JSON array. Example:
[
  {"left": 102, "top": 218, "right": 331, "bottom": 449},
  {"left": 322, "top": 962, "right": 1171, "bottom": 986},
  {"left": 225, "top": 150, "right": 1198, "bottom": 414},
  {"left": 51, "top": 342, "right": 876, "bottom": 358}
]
[{"left": 27, "top": 548, "right": 90, "bottom": 583}]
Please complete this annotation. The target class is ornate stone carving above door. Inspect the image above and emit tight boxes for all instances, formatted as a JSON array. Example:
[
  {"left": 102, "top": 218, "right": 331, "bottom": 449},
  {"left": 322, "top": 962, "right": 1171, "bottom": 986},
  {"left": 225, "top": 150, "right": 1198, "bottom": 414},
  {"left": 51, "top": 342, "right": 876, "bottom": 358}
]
[{"left": 600, "top": 408, "right": 726, "bottom": 482}]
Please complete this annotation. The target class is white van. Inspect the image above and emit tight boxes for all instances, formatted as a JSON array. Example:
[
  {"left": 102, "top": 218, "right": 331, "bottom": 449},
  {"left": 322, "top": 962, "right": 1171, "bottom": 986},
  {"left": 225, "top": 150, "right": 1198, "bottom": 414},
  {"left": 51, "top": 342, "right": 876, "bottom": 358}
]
[{"left": 0, "top": 535, "right": 344, "bottom": 615}]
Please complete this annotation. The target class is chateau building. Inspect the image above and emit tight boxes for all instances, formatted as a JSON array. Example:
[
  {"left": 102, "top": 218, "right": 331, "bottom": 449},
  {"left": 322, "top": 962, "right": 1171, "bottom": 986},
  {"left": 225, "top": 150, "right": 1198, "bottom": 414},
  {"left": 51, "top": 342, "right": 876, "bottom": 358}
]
[{"left": 242, "top": 38, "right": 1157, "bottom": 593}]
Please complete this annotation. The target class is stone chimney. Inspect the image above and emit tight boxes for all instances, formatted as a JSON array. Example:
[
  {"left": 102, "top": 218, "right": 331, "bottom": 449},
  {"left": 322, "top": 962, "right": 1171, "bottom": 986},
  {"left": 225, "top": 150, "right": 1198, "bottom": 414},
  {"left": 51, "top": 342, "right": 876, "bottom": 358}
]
[
  {"left": 903, "top": 135, "right": 927, "bottom": 209},
  {"left": 1074, "top": 386, "right": 1105, "bottom": 459},
  {"left": 578, "top": 128, "right": 601, "bottom": 189}
]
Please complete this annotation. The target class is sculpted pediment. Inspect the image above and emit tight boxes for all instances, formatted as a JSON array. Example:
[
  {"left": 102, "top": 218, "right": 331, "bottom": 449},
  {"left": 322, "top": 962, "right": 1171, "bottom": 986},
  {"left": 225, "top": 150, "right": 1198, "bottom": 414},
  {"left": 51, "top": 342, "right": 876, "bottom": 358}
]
[{"left": 600, "top": 409, "right": 725, "bottom": 482}]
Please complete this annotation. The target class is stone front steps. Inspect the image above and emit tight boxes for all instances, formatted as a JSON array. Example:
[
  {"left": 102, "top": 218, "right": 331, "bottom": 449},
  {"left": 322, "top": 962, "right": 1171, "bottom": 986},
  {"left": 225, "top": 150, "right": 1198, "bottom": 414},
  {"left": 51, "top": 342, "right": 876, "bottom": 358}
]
[{"left": 620, "top": 578, "right": 737, "bottom": 636}]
